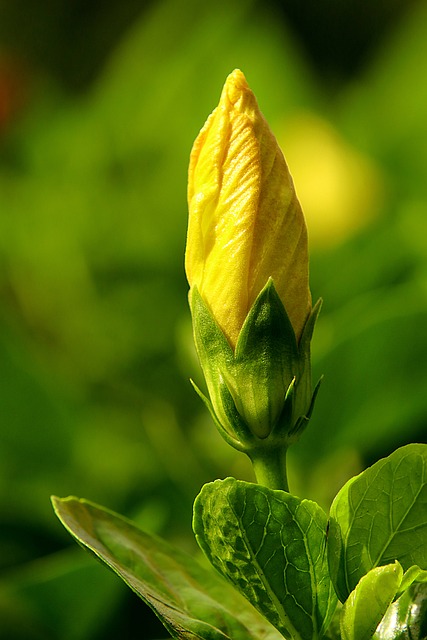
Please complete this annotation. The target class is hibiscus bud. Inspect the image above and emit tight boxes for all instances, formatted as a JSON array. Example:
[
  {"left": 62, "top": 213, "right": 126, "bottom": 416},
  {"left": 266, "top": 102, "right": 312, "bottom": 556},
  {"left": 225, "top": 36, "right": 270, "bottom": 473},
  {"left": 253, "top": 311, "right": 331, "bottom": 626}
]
[
  {"left": 186, "top": 68, "right": 311, "bottom": 350},
  {"left": 185, "top": 70, "right": 321, "bottom": 487}
]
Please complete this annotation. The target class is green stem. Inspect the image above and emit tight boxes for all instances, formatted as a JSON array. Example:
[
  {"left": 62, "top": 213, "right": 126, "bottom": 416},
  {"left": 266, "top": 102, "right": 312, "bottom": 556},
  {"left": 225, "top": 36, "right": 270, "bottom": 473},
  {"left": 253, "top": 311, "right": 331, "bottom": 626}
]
[{"left": 249, "top": 446, "right": 289, "bottom": 492}]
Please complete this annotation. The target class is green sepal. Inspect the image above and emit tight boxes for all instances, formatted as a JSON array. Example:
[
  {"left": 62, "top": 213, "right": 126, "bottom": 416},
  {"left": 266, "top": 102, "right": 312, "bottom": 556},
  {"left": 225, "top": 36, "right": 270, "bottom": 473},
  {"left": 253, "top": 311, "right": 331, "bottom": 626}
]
[
  {"left": 299, "top": 297, "right": 323, "bottom": 352},
  {"left": 271, "top": 376, "right": 296, "bottom": 439},
  {"left": 190, "top": 284, "right": 234, "bottom": 372},
  {"left": 225, "top": 279, "right": 301, "bottom": 439},
  {"left": 286, "top": 375, "right": 323, "bottom": 442},
  {"left": 293, "top": 298, "right": 323, "bottom": 419},
  {"left": 190, "top": 379, "right": 248, "bottom": 452},
  {"left": 189, "top": 281, "right": 321, "bottom": 455},
  {"left": 190, "top": 286, "right": 246, "bottom": 444}
]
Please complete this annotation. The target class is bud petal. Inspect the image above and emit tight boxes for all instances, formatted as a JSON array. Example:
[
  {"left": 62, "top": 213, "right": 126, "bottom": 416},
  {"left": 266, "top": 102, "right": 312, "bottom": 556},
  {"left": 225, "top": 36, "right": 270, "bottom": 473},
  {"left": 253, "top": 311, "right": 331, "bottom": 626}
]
[{"left": 186, "top": 69, "right": 311, "bottom": 349}]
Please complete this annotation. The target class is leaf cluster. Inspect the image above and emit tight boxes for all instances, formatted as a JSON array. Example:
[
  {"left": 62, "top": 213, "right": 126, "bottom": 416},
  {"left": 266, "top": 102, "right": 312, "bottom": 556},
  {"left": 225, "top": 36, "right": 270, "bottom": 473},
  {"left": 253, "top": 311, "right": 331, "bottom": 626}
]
[{"left": 53, "top": 443, "right": 427, "bottom": 639}]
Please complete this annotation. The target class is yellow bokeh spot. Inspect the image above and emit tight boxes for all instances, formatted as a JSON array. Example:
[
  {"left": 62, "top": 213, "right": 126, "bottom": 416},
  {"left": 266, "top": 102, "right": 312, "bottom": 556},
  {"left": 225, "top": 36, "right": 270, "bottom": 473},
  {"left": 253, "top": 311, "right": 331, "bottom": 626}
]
[{"left": 276, "top": 112, "right": 385, "bottom": 249}]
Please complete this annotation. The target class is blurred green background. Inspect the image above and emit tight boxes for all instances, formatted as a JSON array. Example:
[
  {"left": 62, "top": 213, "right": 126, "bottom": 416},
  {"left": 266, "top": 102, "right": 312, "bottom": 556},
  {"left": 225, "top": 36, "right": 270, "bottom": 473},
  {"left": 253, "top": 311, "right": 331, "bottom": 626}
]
[{"left": 1, "top": 0, "right": 427, "bottom": 637}]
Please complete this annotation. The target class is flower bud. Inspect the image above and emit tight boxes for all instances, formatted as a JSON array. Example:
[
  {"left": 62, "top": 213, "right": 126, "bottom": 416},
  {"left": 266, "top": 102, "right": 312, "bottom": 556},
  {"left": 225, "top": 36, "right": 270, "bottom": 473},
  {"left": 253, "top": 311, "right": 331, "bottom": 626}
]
[
  {"left": 186, "top": 70, "right": 321, "bottom": 471},
  {"left": 186, "top": 68, "right": 311, "bottom": 350}
]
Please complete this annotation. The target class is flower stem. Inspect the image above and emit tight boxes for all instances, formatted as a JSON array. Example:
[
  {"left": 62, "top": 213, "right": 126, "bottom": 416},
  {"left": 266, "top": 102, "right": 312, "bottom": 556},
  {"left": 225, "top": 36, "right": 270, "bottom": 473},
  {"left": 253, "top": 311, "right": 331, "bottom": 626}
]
[{"left": 249, "top": 447, "right": 289, "bottom": 492}]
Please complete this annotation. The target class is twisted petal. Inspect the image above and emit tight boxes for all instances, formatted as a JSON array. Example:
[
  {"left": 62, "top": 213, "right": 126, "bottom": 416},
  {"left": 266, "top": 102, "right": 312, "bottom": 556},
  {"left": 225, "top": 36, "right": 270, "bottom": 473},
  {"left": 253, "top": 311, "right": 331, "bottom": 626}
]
[{"left": 186, "top": 69, "right": 311, "bottom": 349}]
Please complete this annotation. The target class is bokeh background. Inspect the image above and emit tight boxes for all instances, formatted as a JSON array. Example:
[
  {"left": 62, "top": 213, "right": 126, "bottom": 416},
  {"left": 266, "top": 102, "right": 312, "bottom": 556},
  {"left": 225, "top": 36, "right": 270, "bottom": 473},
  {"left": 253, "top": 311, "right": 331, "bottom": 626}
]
[{"left": 1, "top": 0, "right": 427, "bottom": 638}]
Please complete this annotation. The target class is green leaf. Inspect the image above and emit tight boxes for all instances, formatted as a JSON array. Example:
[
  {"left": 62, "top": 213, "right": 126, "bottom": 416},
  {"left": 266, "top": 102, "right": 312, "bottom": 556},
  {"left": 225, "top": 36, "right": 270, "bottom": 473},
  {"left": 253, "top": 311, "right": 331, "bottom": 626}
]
[
  {"left": 398, "top": 565, "right": 427, "bottom": 596},
  {"left": 193, "top": 478, "right": 337, "bottom": 640},
  {"left": 373, "top": 582, "right": 427, "bottom": 640},
  {"left": 328, "top": 444, "right": 427, "bottom": 602},
  {"left": 340, "top": 562, "right": 403, "bottom": 640},
  {"left": 52, "top": 496, "right": 283, "bottom": 640}
]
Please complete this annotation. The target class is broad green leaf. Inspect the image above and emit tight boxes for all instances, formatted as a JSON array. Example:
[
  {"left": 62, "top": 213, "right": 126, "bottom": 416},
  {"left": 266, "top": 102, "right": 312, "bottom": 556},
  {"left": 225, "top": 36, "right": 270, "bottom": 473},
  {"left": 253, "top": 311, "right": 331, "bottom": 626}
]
[
  {"left": 193, "top": 478, "right": 337, "bottom": 640},
  {"left": 374, "top": 582, "right": 427, "bottom": 640},
  {"left": 340, "top": 562, "right": 403, "bottom": 640},
  {"left": 328, "top": 444, "right": 427, "bottom": 602},
  {"left": 52, "top": 496, "right": 282, "bottom": 640}
]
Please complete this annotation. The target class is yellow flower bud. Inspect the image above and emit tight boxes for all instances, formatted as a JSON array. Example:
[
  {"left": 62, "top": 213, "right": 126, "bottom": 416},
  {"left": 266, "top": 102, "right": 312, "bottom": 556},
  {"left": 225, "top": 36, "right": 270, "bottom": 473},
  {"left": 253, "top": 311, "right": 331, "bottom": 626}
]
[{"left": 185, "top": 69, "right": 311, "bottom": 350}]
